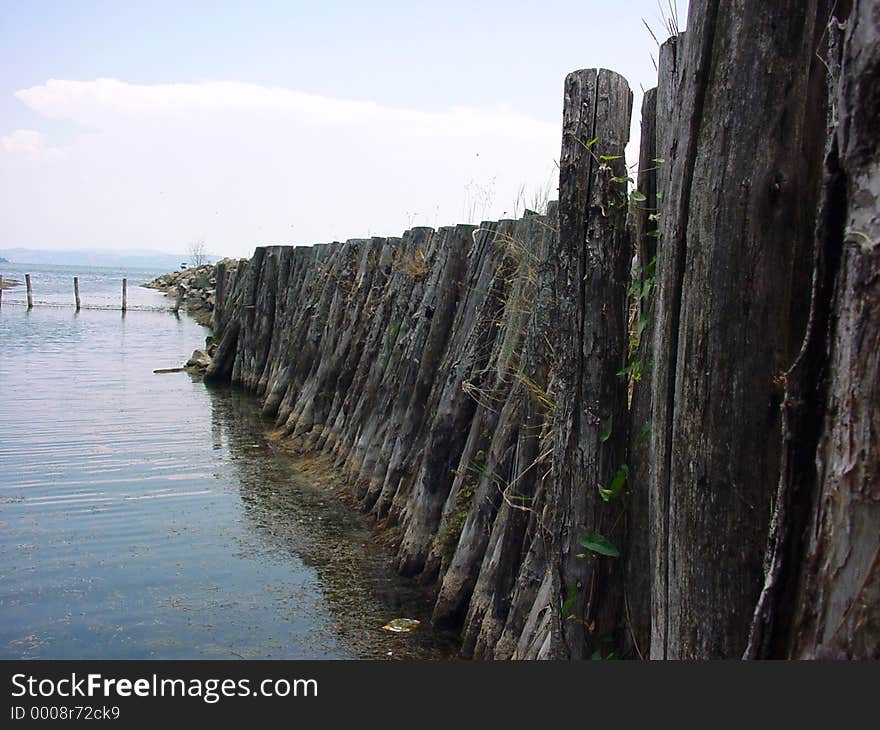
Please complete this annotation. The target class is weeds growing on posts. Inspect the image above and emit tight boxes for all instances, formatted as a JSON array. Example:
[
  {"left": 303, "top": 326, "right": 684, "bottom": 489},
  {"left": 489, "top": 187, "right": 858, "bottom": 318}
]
[{"left": 392, "top": 247, "right": 429, "bottom": 280}]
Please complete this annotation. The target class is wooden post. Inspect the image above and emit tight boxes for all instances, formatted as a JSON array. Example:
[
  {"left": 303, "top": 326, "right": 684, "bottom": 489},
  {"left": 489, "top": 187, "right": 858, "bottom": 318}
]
[
  {"left": 173, "top": 284, "right": 184, "bottom": 314},
  {"left": 25, "top": 273, "right": 33, "bottom": 309},
  {"left": 213, "top": 261, "right": 226, "bottom": 333},
  {"left": 550, "top": 68, "right": 633, "bottom": 659},
  {"left": 0, "top": 274, "right": 3, "bottom": 309},
  {"left": 121, "top": 278, "right": 127, "bottom": 312},
  {"left": 74, "top": 277, "right": 81, "bottom": 310}
]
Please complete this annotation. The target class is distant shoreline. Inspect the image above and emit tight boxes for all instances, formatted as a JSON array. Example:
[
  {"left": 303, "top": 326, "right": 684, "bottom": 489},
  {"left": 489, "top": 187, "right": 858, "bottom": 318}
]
[{"left": 0, "top": 250, "right": 219, "bottom": 270}]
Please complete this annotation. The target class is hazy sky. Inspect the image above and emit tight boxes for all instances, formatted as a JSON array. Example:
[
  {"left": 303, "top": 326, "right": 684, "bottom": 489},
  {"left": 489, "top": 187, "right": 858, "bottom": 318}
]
[{"left": 0, "top": 1, "right": 688, "bottom": 258}]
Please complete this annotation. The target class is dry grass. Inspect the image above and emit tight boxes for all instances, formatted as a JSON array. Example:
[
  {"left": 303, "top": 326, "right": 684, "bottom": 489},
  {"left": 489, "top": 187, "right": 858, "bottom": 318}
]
[{"left": 392, "top": 247, "right": 429, "bottom": 280}]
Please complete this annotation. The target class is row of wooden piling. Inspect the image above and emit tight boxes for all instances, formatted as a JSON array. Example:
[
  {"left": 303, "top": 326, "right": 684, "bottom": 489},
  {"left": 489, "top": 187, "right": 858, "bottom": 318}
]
[{"left": 0, "top": 274, "right": 129, "bottom": 311}]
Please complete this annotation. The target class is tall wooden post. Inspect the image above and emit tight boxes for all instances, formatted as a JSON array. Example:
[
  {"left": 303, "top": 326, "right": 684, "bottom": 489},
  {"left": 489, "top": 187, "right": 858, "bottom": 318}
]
[
  {"left": 0, "top": 275, "right": 3, "bottom": 309},
  {"left": 549, "top": 68, "right": 633, "bottom": 660},
  {"left": 25, "top": 274, "right": 33, "bottom": 309},
  {"left": 74, "top": 277, "right": 81, "bottom": 310},
  {"left": 647, "top": 1, "right": 831, "bottom": 659},
  {"left": 174, "top": 284, "right": 184, "bottom": 314},
  {"left": 122, "top": 278, "right": 127, "bottom": 312}
]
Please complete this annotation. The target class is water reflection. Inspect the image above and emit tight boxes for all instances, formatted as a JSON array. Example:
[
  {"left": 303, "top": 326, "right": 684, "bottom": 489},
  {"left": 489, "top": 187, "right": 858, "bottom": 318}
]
[{"left": 205, "top": 383, "right": 458, "bottom": 660}]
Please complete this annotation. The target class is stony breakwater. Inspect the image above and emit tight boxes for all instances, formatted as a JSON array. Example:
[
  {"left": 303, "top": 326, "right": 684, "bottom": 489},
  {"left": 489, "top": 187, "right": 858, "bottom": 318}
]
[{"left": 143, "top": 260, "right": 243, "bottom": 327}]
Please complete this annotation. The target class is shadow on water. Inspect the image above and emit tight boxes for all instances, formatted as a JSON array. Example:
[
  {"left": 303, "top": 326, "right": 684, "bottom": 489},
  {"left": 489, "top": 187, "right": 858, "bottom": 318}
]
[{"left": 205, "top": 381, "right": 460, "bottom": 660}]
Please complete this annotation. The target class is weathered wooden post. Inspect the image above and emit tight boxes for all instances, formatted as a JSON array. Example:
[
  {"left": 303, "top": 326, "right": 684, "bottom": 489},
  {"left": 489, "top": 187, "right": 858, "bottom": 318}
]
[
  {"left": 74, "top": 277, "right": 81, "bottom": 310},
  {"left": 746, "top": 0, "right": 879, "bottom": 660},
  {"left": 550, "top": 68, "right": 633, "bottom": 660},
  {"left": 25, "top": 273, "right": 33, "bottom": 309},
  {"left": 173, "top": 284, "right": 184, "bottom": 314},
  {"left": 648, "top": 1, "right": 831, "bottom": 659},
  {"left": 121, "top": 278, "right": 127, "bottom": 312},
  {"left": 0, "top": 275, "right": 3, "bottom": 309},
  {"left": 213, "top": 261, "right": 226, "bottom": 334}
]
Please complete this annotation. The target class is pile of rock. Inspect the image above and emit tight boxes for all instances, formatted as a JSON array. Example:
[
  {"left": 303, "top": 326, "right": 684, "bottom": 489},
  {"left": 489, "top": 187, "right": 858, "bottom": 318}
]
[{"left": 143, "top": 258, "right": 242, "bottom": 326}]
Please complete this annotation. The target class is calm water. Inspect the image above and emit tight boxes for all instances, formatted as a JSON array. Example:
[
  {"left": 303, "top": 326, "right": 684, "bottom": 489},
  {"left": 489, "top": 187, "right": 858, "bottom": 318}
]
[
  {"left": 0, "top": 264, "right": 452, "bottom": 659},
  {"left": 0, "top": 262, "right": 169, "bottom": 310}
]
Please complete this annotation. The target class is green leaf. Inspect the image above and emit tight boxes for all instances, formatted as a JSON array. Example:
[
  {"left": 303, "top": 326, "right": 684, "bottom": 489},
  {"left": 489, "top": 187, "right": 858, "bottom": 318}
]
[
  {"left": 586, "top": 137, "right": 599, "bottom": 148},
  {"left": 632, "top": 362, "right": 643, "bottom": 382},
  {"left": 636, "top": 313, "right": 650, "bottom": 338},
  {"left": 579, "top": 531, "right": 620, "bottom": 558},
  {"left": 599, "top": 465, "right": 628, "bottom": 502},
  {"left": 599, "top": 154, "right": 622, "bottom": 161},
  {"left": 631, "top": 190, "right": 647, "bottom": 203},
  {"left": 652, "top": 157, "right": 666, "bottom": 164},
  {"left": 617, "top": 361, "right": 643, "bottom": 381},
  {"left": 647, "top": 228, "right": 662, "bottom": 238},
  {"left": 610, "top": 176, "right": 633, "bottom": 184},
  {"left": 641, "top": 280, "right": 653, "bottom": 301},
  {"left": 562, "top": 584, "right": 578, "bottom": 619},
  {"left": 599, "top": 414, "right": 613, "bottom": 443}
]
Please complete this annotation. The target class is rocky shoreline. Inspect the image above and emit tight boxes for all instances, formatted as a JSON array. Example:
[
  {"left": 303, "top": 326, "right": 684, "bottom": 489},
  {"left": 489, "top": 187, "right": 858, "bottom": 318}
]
[{"left": 144, "top": 259, "right": 245, "bottom": 372}]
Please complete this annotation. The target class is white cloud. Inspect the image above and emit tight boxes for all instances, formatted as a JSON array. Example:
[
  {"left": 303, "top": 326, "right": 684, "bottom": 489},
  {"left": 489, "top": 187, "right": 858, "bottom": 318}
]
[
  {"left": 1, "top": 129, "right": 63, "bottom": 160},
  {"left": 3, "top": 79, "right": 561, "bottom": 256},
  {"left": 14, "top": 79, "right": 557, "bottom": 142}
]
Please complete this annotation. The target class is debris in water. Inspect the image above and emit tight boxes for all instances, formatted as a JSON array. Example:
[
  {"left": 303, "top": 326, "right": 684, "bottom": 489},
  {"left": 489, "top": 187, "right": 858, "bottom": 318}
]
[{"left": 381, "top": 618, "right": 421, "bottom": 633}]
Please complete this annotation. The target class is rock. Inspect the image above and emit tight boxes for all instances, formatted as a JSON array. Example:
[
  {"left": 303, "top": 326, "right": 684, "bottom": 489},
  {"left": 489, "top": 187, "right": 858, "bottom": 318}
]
[
  {"left": 381, "top": 618, "right": 421, "bottom": 633},
  {"left": 185, "top": 349, "right": 212, "bottom": 371}
]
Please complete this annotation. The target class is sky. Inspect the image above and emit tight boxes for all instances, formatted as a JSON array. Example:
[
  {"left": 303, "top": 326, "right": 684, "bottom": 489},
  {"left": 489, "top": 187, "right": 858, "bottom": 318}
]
[{"left": 0, "top": 1, "right": 688, "bottom": 258}]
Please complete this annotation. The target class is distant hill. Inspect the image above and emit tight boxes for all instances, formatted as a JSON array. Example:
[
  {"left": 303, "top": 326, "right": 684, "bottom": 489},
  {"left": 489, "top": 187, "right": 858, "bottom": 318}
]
[
  {"left": 0, "top": 248, "right": 218, "bottom": 270},
  {"left": 0, "top": 256, "right": 8, "bottom": 263}
]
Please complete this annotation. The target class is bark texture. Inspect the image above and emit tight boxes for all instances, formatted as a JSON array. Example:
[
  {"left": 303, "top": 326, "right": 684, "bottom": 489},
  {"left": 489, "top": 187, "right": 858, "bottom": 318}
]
[
  {"left": 647, "top": 0, "right": 832, "bottom": 659},
  {"left": 747, "top": 0, "right": 879, "bottom": 659},
  {"left": 549, "top": 68, "right": 633, "bottom": 659}
]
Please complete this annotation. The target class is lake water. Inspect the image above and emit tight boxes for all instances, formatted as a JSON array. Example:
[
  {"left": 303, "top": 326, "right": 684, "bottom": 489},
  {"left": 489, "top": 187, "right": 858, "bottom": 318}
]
[{"left": 0, "top": 264, "right": 453, "bottom": 659}]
